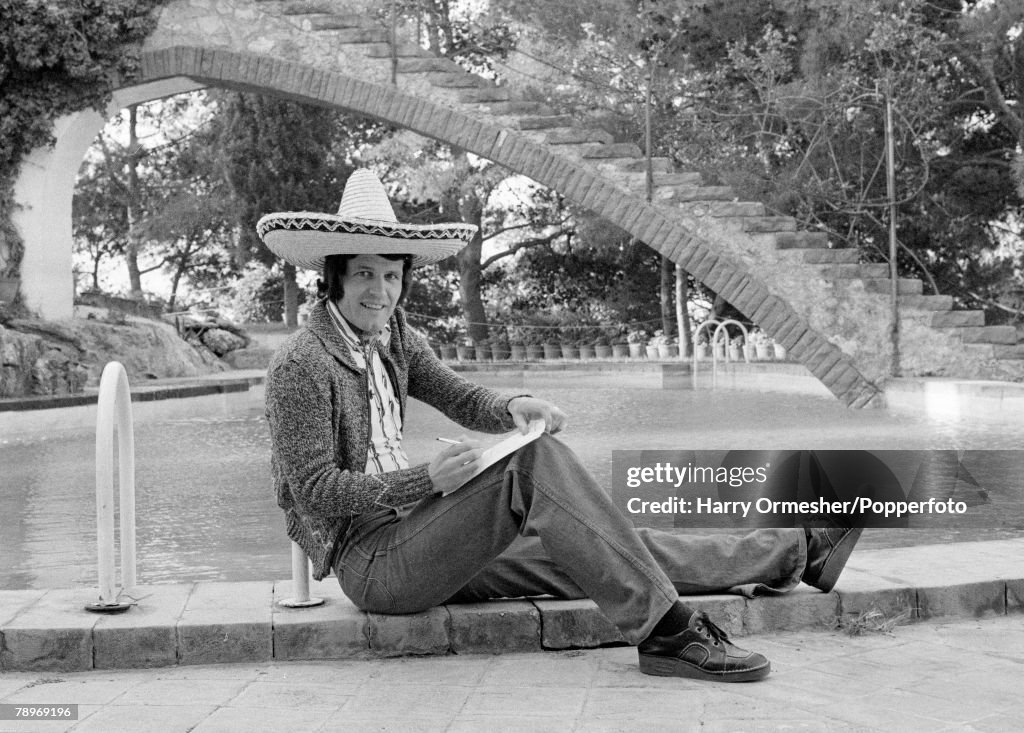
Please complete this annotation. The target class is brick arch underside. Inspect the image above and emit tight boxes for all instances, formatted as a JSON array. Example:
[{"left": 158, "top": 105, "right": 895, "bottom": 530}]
[{"left": 127, "top": 46, "right": 881, "bottom": 408}]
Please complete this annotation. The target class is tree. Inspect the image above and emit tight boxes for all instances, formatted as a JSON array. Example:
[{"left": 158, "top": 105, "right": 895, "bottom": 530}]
[
  {"left": 209, "top": 93, "right": 391, "bottom": 326},
  {"left": 73, "top": 93, "right": 230, "bottom": 305},
  {"left": 366, "top": 131, "right": 574, "bottom": 342},
  {"left": 1, "top": 0, "right": 161, "bottom": 291},
  {"left": 498, "top": 0, "right": 697, "bottom": 337},
  {"left": 663, "top": 0, "right": 1023, "bottom": 321}
]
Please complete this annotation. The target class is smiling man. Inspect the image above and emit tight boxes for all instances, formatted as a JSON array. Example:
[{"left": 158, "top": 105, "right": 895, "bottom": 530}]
[{"left": 257, "top": 170, "right": 862, "bottom": 683}]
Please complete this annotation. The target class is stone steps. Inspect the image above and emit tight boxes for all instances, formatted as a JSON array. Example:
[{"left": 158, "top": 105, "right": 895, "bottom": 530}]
[
  {"left": 544, "top": 127, "right": 615, "bottom": 145},
  {"left": 951, "top": 325, "right": 1019, "bottom": 345},
  {"left": 271, "top": 9, "right": 1023, "bottom": 379},
  {"left": 395, "top": 57, "right": 462, "bottom": 73},
  {"left": 863, "top": 278, "right": 924, "bottom": 295},
  {"left": 481, "top": 100, "right": 555, "bottom": 116},
  {"left": 362, "top": 43, "right": 434, "bottom": 58},
  {"left": 428, "top": 72, "right": 489, "bottom": 88}
]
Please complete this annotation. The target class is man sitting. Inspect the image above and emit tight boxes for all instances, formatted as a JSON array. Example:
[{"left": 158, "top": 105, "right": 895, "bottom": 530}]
[{"left": 260, "top": 170, "right": 861, "bottom": 682}]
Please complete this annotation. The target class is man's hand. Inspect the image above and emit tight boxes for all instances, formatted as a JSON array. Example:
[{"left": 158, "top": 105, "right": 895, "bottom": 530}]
[
  {"left": 428, "top": 436, "right": 483, "bottom": 495},
  {"left": 507, "top": 396, "right": 568, "bottom": 435}
]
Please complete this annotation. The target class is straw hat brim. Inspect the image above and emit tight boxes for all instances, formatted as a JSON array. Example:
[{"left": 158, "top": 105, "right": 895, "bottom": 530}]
[{"left": 257, "top": 212, "right": 477, "bottom": 270}]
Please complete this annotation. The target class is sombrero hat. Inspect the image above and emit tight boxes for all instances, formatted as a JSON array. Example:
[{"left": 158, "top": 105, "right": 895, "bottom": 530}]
[{"left": 256, "top": 169, "right": 477, "bottom": 270}]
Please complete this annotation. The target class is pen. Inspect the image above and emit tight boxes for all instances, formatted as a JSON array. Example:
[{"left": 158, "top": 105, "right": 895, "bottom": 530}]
[{"left": 436, "top": 437, "right": 461, "bottom": 445}]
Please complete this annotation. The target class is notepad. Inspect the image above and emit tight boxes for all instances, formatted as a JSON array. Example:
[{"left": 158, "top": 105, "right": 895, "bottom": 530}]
[{"left": 443, "top": 419, "right": 546, "bottom": 495}]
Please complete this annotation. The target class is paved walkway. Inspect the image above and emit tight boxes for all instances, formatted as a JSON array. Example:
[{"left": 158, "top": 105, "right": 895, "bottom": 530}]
[{"left": 1, "top": 615, "right": 1020, "bottom": 732}]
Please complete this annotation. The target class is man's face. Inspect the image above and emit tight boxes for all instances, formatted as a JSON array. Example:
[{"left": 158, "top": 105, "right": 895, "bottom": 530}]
[{"left": 335, "top": 254, "right": 404, "bottom": 334}]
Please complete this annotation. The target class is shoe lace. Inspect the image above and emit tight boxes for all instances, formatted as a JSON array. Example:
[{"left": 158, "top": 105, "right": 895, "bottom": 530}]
[{"left": 694, "top": 613, "right": 730, "bottom": 647}]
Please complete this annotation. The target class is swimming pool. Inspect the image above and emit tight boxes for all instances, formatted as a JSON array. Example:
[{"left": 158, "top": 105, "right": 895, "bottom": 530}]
[{"left": 2, "top": 380, "right": 1023, "bottom": 590}]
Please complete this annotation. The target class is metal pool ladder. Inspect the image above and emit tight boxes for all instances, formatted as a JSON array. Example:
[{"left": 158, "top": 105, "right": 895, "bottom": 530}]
[
  {"left": 86, "top": 361, "right": 322, "bottom": 612},
  {"left": 86, "top": 361, "right": 136, "bottom": 613}
]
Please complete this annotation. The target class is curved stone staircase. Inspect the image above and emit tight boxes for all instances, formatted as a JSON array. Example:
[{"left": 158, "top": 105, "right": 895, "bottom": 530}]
[{"left": 134, "top": 0, "right": 1024, "bottom": 407}]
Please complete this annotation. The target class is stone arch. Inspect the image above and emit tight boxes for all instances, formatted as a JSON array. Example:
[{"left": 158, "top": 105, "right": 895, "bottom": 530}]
[{"left": 11, "top": 43, "right": 881, "bottom": 407}]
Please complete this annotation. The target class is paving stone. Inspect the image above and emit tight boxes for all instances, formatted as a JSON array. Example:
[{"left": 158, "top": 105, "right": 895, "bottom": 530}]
[
  {"left": 0, "top": 589, "right": 97, "bottom": 672},
  {"left": 271, "top": 579, "right": 368, "bottom": 661},
  {"left": 366, "top": 607, "right": 449, "bottom": 656},
  {"left": 177, "top": 581, "right": 273, "bottom": 666},
  {"left": 534, "top": 599, "right": 625, "bottom": 649},
  {"left": 743, "top": 589, "right": 840, "bottom": 634},
  {"left": 835, "top": 586, "right": 919, "bottom": 626},
  {"left": 916, "top": 580, "right": 1006, "bottom": 620},
  {"left": 448, "top": 716, "right": 578, "bottom": 733},
  {"left": 58, "top": 704, "right": 215, "bottom": 733},
  {"left": 91, "top": 584, "right": 191, "bottom": 669},
  {"left": 447, "top": 601, "right": 540, "bottom": 654},
  {"left": 190, "top": 704, "right": 336, "bottom": 732},
  {"left": 340, "top": 681, "right": 472, "bottom": 719},
  {"left": 0, "top": 590, "right": 46, "bottom": 626},
  {"left": 463, "top": 685, "right": 587, "bottom": 717}
]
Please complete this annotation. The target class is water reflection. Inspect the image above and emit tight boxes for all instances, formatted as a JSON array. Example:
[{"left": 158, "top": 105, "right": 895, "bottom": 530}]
[{"left": 2, "top": 386, "right": 1022, "bottom": 590}]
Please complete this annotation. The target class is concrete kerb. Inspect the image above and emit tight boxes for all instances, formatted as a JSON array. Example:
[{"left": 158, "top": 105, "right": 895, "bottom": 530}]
[{"left": 2, "top": 540, "right": 1023, "bottom": 672}]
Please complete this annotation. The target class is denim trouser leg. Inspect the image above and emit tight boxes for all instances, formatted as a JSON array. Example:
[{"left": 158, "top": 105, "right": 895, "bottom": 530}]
[{"left": 334, "top": 434, "right": 804, "bottom": 644}]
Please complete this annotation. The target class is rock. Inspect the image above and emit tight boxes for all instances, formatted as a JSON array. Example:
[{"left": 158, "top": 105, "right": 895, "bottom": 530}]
[
  {"left": 200, "top": 327, "right": 248, "bottom": 357},
  {"left": 0, "top": 314, "right": 228, "bottom": 398},
  {"left": 0, "top": 324, "right": 88, "bottom": 398}
]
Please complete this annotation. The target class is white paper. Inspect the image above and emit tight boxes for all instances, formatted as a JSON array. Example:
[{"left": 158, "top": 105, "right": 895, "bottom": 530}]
[{"left": 443, "top": 419, "right": 546, "bottom": 495}]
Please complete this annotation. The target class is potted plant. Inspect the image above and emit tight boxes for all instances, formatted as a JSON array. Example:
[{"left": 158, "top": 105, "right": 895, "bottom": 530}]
[
  {"left": 593, "top": 335, "right": 612, "bottom": 359},
  {"left": 694, "top": 335, "right": 710, "bottom": 361},
  {"left": 525, "top": 333, "right": 545, "bottom": 360},
  {"left": 611, "top": 336, "right": 629, "bottom": 358},
  {"left": 439, "top": 342, "right": 458, "bottom": 361},
  {"left": 560, "top": 331, "right": 579, "bottom": 359},
  {"left": 543, "top": 336, "right": 562, "bottom": 360},
  {"left": 656, "top": 333, "right": 680, "bottom": 359},
  {"left": 728, "top": 335, "right": 742, "bottom": 362},
  {"left": 627, "top": 329, "right": 647, "bottom": 359},
  {"left": 507, "top": 326, "right": 527, "bottom": 360},
  {"left": 578, "top": 338, "right": 595, "bottom": 360},
  {"left": 456, "top": 338, "right": 475, "bottom": 361},
  {"left": 474, "top": 338, "right": 491, "bottom": 362},
  {"left": 491, "top": 334, "right": 511, "bottom": 361},
  {"left": 646, "top": 331, "right": 663, "bottom": 360},
  {"left": 751, "top": 329, "right": 773, "bottom": 360},
  {"left": 773, "top": 342, "right": 787, "bottom": 361}
]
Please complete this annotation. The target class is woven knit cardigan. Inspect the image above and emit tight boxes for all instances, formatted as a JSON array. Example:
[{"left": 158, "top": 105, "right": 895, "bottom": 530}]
[{"left": 265, "top": 301, "right": 519, "bottom": 580}]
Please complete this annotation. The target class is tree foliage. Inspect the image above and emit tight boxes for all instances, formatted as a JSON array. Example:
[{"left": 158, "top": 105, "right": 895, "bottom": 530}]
[
  {"left": 1, "top": 0, "right": 162, "bottom": 282},
  {"left": 499, "top": 0, "right": 1024, "bottom": 323}
]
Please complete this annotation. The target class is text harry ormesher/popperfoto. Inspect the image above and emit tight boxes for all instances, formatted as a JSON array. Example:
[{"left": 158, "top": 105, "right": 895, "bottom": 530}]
[{"left": 625, "top": 496, "right": 968, "bottom": 519}]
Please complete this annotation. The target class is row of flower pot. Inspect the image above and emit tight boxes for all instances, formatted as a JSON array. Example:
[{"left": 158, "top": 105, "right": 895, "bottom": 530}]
[{"left": 436, "top": 342, "right": 788, "bottom": 362}]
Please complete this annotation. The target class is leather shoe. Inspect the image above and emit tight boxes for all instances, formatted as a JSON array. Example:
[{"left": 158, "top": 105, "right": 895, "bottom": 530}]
[
  {"left": 803, "top": 526, "right": 863, "bottom": 592},
  {"left": 638, "top": 611, "right": 770, "bottom": 682}
]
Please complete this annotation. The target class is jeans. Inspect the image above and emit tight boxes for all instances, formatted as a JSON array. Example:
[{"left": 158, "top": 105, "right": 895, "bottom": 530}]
[{"left": 333, "top": 434, "right": 807, "bottom": 644}]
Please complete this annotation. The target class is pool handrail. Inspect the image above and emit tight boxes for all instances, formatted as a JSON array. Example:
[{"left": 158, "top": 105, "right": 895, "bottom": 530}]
[
  {"left": 692, "top": 319, "right": 750, "bottom": 390},
  {"left": 88, "top": 361, "right": 136, "bottom": 613}
]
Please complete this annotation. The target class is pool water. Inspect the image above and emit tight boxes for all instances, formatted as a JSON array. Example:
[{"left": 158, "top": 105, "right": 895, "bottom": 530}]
[{"left": 2, "top": 385, "right": 1023, "bottom": 590}]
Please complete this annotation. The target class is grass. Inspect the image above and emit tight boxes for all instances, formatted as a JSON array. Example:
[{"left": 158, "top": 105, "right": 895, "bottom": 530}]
[{"left": 832, "top": 606, "right": 914, "bottom": 636}]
